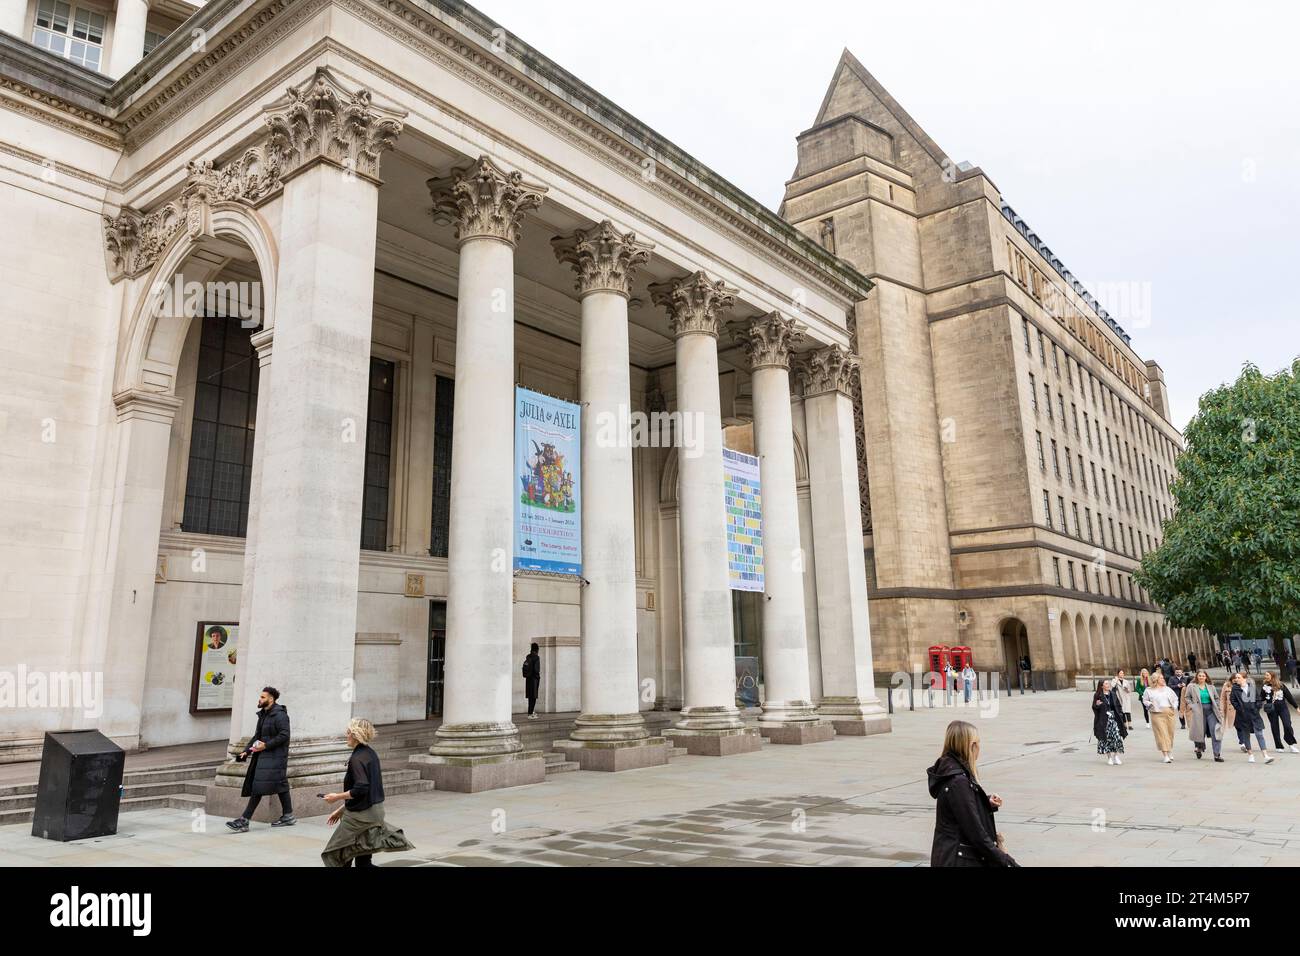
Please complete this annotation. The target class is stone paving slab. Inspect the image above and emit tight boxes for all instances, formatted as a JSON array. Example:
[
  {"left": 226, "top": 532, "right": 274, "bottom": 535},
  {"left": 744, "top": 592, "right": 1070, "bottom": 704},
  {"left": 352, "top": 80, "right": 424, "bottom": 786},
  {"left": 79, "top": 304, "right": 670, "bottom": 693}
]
[{"left": 3, "top": 689, "right": 1299, "bottom": 866}]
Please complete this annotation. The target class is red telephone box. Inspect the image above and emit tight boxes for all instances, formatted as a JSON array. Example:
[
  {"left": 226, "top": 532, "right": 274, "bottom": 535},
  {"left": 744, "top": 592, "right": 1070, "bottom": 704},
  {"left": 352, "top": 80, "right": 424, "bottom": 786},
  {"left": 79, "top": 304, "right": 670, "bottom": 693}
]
[
  {"left": 928, "top": 645, "right": 950, "bottom": 688},
  {"left": 949, "top": 646, "right": 973, "bottom": 673}
]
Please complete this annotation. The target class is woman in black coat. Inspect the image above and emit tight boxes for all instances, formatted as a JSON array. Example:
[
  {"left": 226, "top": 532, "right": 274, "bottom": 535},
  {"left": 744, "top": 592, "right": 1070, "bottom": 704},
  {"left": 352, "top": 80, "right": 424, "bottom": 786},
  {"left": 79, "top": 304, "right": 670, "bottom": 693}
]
[
  {"left": 225, "top": 687, "right": 293, "bottom": 831},
  {"left": 1092, "top": 679, "right": 1127, "bottom": 765},
  {"left": 1230, "top": 672, "right": 1273, "bottom": 762},
  {"left": 927, "top": 720, "right": 1018, "bottom": 867}
]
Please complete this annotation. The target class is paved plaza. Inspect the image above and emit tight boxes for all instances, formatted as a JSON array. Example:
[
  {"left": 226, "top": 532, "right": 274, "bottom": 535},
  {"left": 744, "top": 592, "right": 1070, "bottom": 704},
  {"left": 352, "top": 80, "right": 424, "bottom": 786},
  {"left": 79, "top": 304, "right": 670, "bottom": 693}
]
[{"left": 4, "top": 684, "right": 1298, "bottom": 867}]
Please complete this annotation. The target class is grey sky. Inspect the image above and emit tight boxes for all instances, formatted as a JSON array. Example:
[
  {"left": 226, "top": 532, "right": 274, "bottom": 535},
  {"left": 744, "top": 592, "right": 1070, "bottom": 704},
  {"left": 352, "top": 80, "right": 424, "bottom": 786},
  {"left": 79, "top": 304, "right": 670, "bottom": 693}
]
[{"left": 471, "top": 0, "right": 1299, "bottom": 431}]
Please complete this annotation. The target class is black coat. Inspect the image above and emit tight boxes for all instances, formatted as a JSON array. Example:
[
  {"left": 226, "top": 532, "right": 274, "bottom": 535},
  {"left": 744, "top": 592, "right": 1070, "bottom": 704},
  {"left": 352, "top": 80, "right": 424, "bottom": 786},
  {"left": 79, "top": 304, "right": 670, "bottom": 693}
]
[
  {"left": 927, "top": 754, "right": 1018, "bottom": 867},
  {"left": 524, "top": 653, "right": 541, "bottom": 700},
  {"left": 240, "top": 703, "right": 291, "bottom": 797},
  {"left": 1092, "top": 691, "right": 1128, "bottom": 741},
  {"left": 1230, "top": 684, "right": 1265, "bottom": 734}
]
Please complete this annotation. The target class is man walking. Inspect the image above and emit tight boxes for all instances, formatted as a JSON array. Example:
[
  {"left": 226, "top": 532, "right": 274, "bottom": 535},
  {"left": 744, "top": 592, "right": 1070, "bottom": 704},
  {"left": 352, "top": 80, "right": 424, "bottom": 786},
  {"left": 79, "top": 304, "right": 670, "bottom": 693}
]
[{"left": 226, "top": 687, "right": 295, "bottom": 831}]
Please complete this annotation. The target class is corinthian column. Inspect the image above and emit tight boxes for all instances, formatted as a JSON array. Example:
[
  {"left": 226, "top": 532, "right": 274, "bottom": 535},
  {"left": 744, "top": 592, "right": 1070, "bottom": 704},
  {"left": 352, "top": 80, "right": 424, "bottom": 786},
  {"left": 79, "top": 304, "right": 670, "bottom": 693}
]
[
  {"left": 549, "top": 222, "right": 669, "bottom": 771},
  {"left": 734, "top": 314, "right": 833, "bottom": 744},
  {"left": 649, "top": 273, "right": 761, "bottom": 757},
  {"left": 207, "top": 68, "right": 408, "bottom": 820},
  {"left": 412, "top": 155, "right": 549, "bottom": 792},
  {"left": 798, "top": 346, "right": 890, "bottom": 736}
]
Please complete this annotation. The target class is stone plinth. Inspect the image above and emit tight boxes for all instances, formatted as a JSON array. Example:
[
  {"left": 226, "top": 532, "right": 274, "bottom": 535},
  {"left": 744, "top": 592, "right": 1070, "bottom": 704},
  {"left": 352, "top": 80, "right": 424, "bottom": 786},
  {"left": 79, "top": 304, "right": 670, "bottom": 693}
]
[
  {"left": 759, "top": 722, "right": 836, "bottom": 745},
  {"left": 409, "top": 751, "right": 545, "bottom": 793},
  {"left": 551, "top": 736, "right": 670, "bottom": 772},
  {"left": 662, "top": 727, "right": 762, "bottom": 757}
]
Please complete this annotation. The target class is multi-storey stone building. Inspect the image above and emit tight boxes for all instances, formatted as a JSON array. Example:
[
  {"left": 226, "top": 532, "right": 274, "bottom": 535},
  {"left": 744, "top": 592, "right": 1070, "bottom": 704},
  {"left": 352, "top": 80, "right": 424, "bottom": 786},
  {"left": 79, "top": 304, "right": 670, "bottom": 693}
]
[{"left": 782, "top": 51, "right": 1212, "bottom": 689}]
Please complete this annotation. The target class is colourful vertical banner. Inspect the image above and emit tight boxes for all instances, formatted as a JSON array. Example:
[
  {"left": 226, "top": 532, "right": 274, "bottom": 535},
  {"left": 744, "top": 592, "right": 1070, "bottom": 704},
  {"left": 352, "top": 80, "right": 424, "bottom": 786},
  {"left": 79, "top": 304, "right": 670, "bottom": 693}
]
[
  {"left": 724, "top": 448, "right": 764, "bottom": 592},
  {"left": 514, "top": 387, "right": 582, "bottom": 576}
]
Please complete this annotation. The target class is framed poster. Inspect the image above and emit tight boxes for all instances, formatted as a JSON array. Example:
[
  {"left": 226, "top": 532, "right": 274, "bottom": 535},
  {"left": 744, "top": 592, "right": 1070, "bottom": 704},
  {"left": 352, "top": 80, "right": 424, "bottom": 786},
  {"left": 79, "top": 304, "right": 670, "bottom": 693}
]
[
  {"left": 514, "top": 387, "right": 582, "bottom": 576},
  {"left": 190, "top": 622, "right": 239, "bottom": 715}
]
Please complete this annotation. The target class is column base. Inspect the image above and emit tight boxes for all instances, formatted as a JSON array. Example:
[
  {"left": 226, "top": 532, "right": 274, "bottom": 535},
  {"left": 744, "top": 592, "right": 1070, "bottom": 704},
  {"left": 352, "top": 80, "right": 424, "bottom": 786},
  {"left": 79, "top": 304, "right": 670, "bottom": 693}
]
[
  {"left": 759, "top": 722, "right": 836, "bottom": 745},
  {"left": 757, "top": 700, "right": 820, "bottom": 725},
  {"left": 672, "top": 704, "right": 747, "bottom": 732},
  {"left": 427, "top": 720, "right": 523, "bottom": 758},
  {"left": 662, "top": 727, "right": 762, "bottom": 757},
  {"left": 568, "top": 712, "right": 651, "bottom": 743},
  {"left": 408, "top": 751, "right": 545, "bottom": 793},
  {"left": 818, "top": 697, "right": 892, "bottom": 736},
  {"left": 551, "top": 736, "right": 670, "bottom": 772}
]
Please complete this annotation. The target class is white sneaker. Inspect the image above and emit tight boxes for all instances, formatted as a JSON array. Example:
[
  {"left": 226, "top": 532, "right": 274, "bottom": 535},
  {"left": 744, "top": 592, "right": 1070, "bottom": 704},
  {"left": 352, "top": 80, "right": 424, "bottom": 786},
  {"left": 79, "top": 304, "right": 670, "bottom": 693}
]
[
  {"left": 1163, "top": 755, "right": 1171, "bottom": 763},
  {"left": 1290, "top": 745, "right": 1299, "bottom": 754},
  {"left": 1115, "top": 755, "right": 1123, "bottom": 765},
  {"left": 1248, "top": 754, "right": 1256, "bottom": 763},
  {"left": 1108, "top": 755, "right": 1115, "bottom": 765},
  {"left": 1265, "top": 755, "right": 1274, "bottom": 764}
]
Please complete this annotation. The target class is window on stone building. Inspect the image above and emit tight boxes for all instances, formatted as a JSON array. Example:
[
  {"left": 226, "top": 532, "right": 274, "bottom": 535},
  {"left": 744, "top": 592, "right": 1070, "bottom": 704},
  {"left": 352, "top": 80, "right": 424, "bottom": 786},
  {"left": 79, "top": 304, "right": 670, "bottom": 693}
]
[
  {"left": 1038, "top": 330, "right": 1046, "bottom": 365},
  {"left": 33, "top": 0, "right": 105, "bottom": 70},
  {"left": 1067, "top": 562, "right": 1077, "bottom": 590},
  {"left": 1052, "top": 345, "right": 1060, "bottom": 376},
  {"left": 182, "top": 314, "right": 259, "bottom": 537},
  {"left": 1071, "top": 502, "right": 1080, "bottom": 537},
  {"left": 1058, "top": 496, "right": 1067, "bottom": 531},
  {"left": 1051, "top": 439, "right": 1060, "bottom": 477},
  {"left": 361, "top": 357, "right": 395, "bottom": 552},
  {"left": 1036, "top": 432, "right": 1045, "bottom": 471},
  {"left": 1022, "top": 318, "right": 1032, "bottom": 356},
  {"left": 1085, "top": 508, "right": 1094, "bottom": 542},
  {"left": 1043, "top": 490, "right": 1053, "bottom": 529},
  {"left": 1078, "top": 455, "right": 1086, "bottom": 491},
  {"left": 1052, "top": 557, "right": 1062, "bottom": 587},
  {"left": 1065, "top": 449, "right": 1074, "bottom": 485},
  {"left": 1058, "top": 393, "right": 1066, "bottom": 424},
  {"left": 1029, "top": 372, "right": 1037, "bottom": 412},
  {"left": 1044, "top": 384, "right": 1053, "bottom": 421},
  {"left": 144, "top": 28, "right": 168, "bottom": 54},
  {"left": 430, "top": 374, "right": 455, "bottom": 558}
]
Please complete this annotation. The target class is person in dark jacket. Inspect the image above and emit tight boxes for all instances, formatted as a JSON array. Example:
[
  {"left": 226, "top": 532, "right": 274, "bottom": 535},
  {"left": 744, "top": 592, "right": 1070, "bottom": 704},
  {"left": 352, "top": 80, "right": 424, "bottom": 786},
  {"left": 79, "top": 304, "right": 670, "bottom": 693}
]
[
  {"left": 524, "top": 642, "right": 541, "bottom": 719},
  {"left": 322, "top": 718, "right": 415, "bottom": 867},
  {"left": 1093, "top": 679, "right": 1127, "bottom": 765},
  {"left": 927, "top": 720, "right": 1018, "bottom": 867},
  {"left": 1261, "top": 672, "right": 1299, "bottom": 754},
  {"left": 225, "top": 687, "right": 294, "bottom": 832},
  {"left": 1230, "top": 672, "right": 1273, "bottom": 763}
]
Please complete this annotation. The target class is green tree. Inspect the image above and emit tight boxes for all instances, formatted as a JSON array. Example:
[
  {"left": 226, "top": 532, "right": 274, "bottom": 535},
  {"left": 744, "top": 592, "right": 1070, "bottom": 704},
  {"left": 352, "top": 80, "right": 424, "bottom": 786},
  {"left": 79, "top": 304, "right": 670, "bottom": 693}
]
[{"left": 1135, "top": 360, "right": 1300, "bottom": 651}]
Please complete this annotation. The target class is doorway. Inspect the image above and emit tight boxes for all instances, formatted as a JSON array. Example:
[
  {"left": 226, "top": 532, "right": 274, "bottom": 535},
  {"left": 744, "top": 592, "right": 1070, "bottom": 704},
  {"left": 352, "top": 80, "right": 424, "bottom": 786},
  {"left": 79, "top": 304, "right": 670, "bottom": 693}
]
[
  {"left": 427, "top": 600, "right": 446, "bottom": 718},
  {"left": 1000, "top": 618, "right": 1029, "bottom": 692}
]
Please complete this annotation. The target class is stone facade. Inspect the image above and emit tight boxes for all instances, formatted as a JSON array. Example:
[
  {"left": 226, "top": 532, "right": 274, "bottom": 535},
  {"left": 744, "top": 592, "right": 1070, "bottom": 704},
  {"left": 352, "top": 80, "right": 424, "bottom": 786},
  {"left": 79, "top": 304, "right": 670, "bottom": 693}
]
[{"left": 781, "top": 51, "right": 1212, "bottom": 688}]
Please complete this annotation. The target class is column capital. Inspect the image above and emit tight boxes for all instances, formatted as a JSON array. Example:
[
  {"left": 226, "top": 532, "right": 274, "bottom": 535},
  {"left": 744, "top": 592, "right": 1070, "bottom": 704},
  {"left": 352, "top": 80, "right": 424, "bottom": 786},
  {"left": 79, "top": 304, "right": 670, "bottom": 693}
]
[
  {"left": 428, "top": 155, "right": 547, "bottom": 247},
  {"left": 649, "top": 271, "right": 737, "bottom": 339},
  {"left": 732, "top": 312, "right": 806, "bottom": 371},
  {"left": 551, "top": 220, "right": 653, "bottom": 298},
  {"left": 263, "top": 67, "right": 407, "bottom": 187},
  {"left": 797, "top": 344, "right": 859, "bottom": 397}
]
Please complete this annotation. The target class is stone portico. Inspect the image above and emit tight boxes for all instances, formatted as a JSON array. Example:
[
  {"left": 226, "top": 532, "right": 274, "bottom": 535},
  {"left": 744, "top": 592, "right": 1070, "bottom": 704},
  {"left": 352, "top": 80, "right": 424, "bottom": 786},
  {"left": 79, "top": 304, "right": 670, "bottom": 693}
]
[{"left": 0, "top": 0, "right": 890, "bottom": 809}]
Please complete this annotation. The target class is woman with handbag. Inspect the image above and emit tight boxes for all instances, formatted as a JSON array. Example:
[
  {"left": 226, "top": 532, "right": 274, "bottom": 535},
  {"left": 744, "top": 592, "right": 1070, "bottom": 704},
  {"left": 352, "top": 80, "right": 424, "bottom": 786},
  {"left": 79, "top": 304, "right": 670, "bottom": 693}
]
[
  {"left": 1093, "top": 679, "right": 1127, "bottom": 765},
  {"left": 927, "top": 720, "right": 1018, "bottom": 867},
  {"left": 1261, "top": 672, "right": 1299, "bottom": 754}
]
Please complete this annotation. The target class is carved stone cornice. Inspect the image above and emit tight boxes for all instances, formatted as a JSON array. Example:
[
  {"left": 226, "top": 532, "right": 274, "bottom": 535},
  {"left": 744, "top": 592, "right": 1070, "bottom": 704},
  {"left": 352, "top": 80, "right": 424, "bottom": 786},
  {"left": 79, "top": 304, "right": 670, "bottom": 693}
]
[
  {"left": 428, "top": 154, "right": 547, "bottom": 247},
  {"left": 102, "top": 146, "right": 284, "bottom": 282},
  {"left": 797, "top": 344, "right": 860, "bottom": 397},
  {"left": 732, "top": 312, "right": 805, "bottom": 371},
  {"left": 551, "top": 220, "right": 653, "bottom": 298},
  {"left": 262, "top": 67, "right": 406, "bottom": 185},
  {"left": 649, "top": 272, "right": 736, "bottom": 339}
]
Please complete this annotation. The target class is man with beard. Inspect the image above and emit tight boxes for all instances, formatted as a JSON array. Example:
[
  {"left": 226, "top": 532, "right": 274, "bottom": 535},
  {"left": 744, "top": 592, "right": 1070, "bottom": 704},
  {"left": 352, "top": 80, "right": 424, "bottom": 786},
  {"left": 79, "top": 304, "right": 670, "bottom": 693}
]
[{"left": 225, "top": 687, "right": 295, "bottom": 831}]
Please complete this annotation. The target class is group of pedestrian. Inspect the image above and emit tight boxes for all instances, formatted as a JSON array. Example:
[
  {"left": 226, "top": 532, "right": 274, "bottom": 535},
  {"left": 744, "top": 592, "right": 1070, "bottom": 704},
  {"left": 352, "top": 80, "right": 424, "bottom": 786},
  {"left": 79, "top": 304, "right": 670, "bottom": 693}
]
[
  {"left": 1092, "top": 664, "right": 1300, "bottom": 767},
  {"left": 223, "top": 686, "right": 415, "bottom": 867}
]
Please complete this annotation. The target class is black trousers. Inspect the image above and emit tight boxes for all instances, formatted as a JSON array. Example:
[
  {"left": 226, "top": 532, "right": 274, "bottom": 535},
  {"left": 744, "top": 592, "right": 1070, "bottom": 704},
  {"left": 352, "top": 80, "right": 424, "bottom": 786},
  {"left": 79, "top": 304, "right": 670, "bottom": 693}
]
[
  {"left": 527, "top": 695, "right": 538, "bottom": 715},
  {"left": 241, "top": 791, "right": 293, "bottom": 820},
  {"left": 1267, "top": 706, "right": 1296, "bottom": 749}
]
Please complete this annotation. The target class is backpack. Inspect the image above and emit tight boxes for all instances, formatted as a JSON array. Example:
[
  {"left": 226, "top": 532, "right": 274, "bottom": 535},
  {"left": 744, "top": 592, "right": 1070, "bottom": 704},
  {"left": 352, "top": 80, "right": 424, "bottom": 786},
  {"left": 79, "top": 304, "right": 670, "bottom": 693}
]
[{"left": 522, "top": 658, "right": 529, "bottom": 678}]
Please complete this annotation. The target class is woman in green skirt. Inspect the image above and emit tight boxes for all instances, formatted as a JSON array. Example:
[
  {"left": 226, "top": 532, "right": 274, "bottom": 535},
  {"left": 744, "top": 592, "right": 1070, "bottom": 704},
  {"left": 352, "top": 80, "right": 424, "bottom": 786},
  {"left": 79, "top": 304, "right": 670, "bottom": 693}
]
[{"left": 322, "top": 718, "right": 415, "bottom": 867}]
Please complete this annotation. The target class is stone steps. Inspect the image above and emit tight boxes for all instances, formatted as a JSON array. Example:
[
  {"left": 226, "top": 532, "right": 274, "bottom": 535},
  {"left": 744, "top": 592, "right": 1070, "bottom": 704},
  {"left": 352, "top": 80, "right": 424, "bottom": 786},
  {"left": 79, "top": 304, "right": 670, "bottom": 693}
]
[{"left": 542, "top": 752, "right": 579, "bottom": 775}]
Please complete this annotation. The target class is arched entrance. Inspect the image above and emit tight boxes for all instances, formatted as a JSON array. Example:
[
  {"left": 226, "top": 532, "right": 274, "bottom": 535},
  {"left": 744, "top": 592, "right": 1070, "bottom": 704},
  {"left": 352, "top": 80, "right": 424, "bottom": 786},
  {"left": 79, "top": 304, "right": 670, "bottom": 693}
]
[{"left": 999, "top": 618, "right": 1029, "bottom": 691}]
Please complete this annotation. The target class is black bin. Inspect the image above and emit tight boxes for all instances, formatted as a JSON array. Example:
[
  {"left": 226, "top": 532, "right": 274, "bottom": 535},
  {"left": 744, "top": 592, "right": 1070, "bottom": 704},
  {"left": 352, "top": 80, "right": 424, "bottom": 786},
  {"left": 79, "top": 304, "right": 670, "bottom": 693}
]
[{"left": 31, "top": 730, "right": 125, "bottom": 842}]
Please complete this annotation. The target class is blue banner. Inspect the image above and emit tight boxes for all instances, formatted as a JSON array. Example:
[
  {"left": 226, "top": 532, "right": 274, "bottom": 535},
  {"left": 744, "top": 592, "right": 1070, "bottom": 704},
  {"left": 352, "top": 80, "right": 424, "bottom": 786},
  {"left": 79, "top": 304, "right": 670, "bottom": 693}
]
[{"left": 514, "top": 387, "right": 582, "bottom": 576}]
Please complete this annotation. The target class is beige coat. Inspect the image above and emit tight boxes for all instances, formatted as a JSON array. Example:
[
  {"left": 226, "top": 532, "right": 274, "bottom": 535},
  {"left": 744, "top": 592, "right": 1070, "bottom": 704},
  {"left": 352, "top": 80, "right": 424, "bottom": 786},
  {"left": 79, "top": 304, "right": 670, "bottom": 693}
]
[{"left": 1181, "top": 680, "right": 1224, "bottom": 743}]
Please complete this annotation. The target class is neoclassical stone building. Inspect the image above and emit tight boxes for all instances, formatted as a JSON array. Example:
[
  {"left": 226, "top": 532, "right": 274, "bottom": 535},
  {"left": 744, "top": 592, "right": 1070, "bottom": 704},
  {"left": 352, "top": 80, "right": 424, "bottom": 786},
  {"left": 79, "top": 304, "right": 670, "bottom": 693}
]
[
  {"left": 781, "top": 51, "right": 1213, "bottom": 688},
  {"left": 0, "top": 0, "right": 890, "bottom": 795}
]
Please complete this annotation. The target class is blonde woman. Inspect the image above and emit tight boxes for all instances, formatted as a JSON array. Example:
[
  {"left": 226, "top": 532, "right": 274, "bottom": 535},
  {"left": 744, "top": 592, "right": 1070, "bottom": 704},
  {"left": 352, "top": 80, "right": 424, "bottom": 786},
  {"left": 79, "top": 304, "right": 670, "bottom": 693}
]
[
  {"left": 1114, "top": 669, "right": 1134, "bottom": 731},
  {"left": 1141, "top": 672, "right": 1180, "bottom": 762},
  {"left": 1261, "top": 672, "right": 1300, "bottom": 753},
  {"left": 321, "top": 719, "right": 416, "bottom": 867},
  {"left": 927, "top": 720, "right": 1018, "bottom": 867}
]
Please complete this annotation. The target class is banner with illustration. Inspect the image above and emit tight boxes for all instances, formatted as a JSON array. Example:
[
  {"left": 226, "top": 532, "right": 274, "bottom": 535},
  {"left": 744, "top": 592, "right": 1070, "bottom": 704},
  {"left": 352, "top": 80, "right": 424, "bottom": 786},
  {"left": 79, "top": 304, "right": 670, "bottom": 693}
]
[
  {"left": 724, "top": 448, "right": 764, "bottom": 592},
  {"left": 190, "top": 622, "right": 238, "bottom": 714},
  {"left": 514, "top": 387, "right": 582, "bottom": 576}
]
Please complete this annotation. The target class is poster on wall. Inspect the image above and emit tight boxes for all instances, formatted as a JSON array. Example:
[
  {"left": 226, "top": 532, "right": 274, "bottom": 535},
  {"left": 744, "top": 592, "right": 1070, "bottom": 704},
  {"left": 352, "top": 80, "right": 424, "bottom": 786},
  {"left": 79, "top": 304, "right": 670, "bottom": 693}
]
[
  {"left": 514, "top": 387, "right": 582, "bottom": 576},
  {"left": 724, "top": 448, "right": 764, "bottom": 592},
  {"left": 190, "top": 622, "right": 238, "bottom": 715}
]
